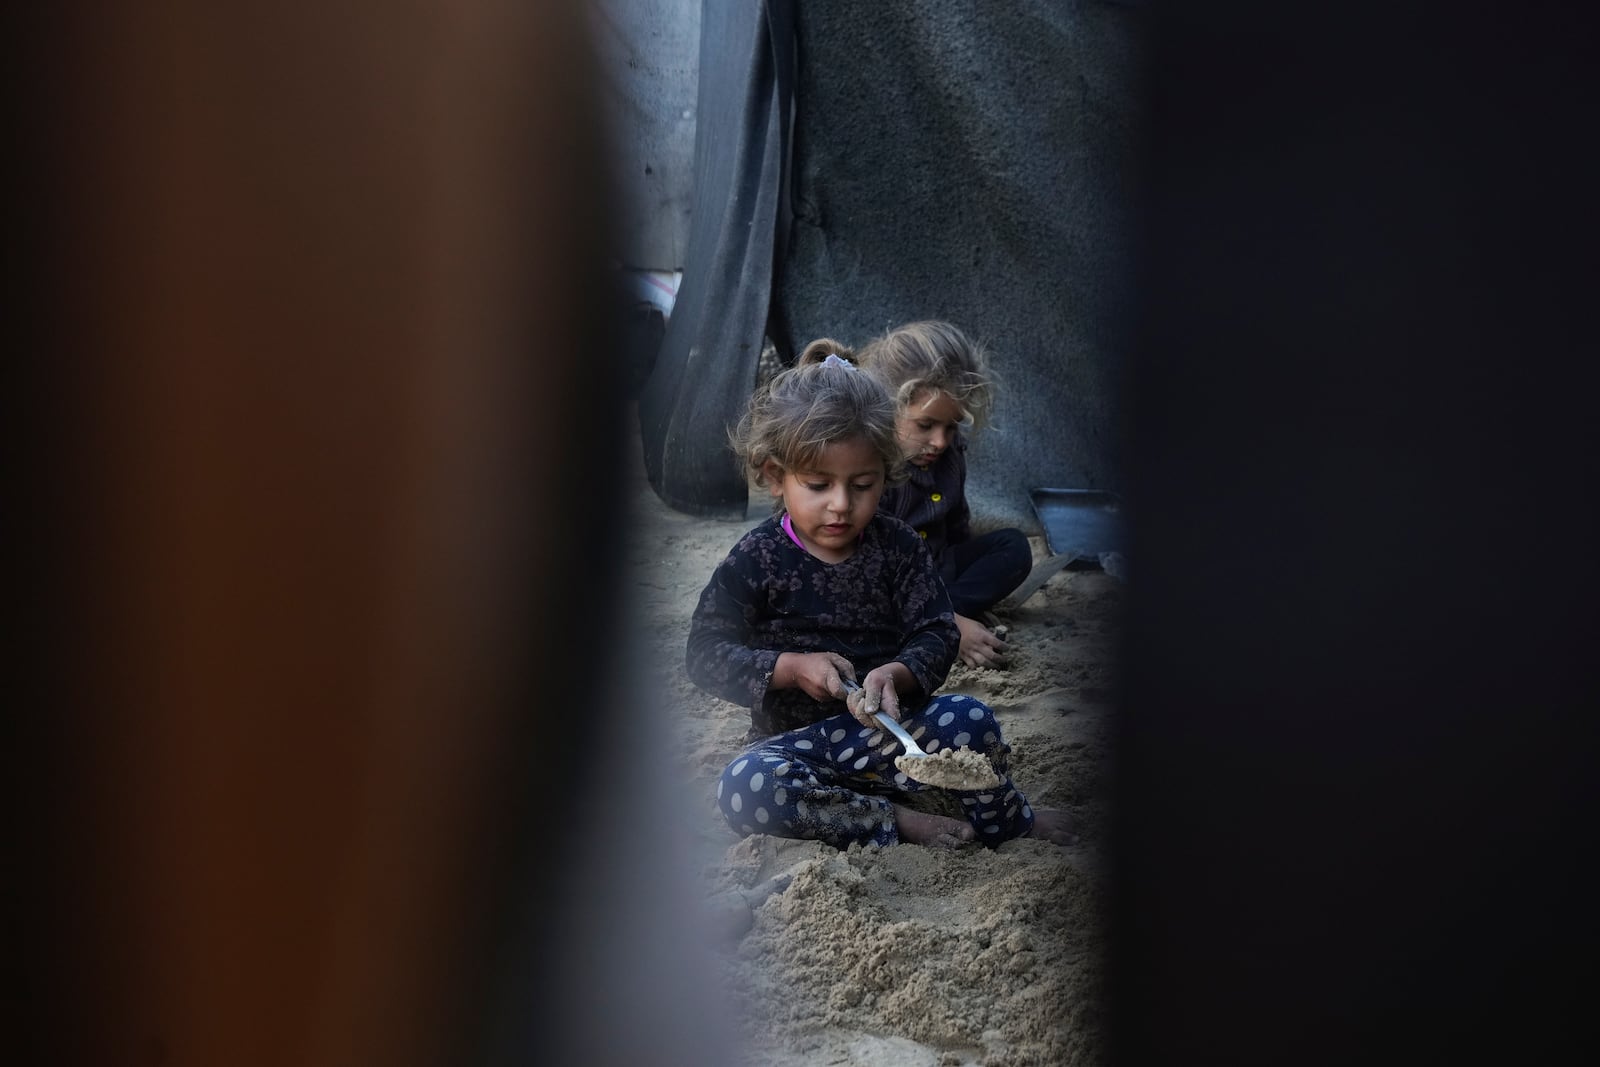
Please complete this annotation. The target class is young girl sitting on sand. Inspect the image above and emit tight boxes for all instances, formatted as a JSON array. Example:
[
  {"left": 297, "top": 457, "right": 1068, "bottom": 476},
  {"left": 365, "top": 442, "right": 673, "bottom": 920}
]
[
  {"left": 686, "top": 342, "right": 1074, "bottom": 850},
  {"left": 858, "top": 320, "right": 1034, "bottom": 669}
]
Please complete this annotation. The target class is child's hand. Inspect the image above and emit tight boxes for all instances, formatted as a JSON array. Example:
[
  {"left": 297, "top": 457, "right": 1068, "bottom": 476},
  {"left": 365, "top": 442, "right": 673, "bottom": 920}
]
[
  {"left": 955, "top": 614, "right": 1010, "bottom": 669},
  {"left": 773, "top": 651, "right": 857, "bottom": 703},
  {"left": 844, "top": 665, "right": 904, "bottom": 729}
]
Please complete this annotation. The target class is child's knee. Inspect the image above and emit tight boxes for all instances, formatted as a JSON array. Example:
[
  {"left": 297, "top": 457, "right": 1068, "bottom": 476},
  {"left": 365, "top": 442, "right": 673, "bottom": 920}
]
[
  {"left": 996, "top": 527, "right": 1032, "bottom": 580},
  {"left": 717, "top": 750, "right": 784, "bottom": 834},
  {"left": 916, "top": 693, "right": 1001, "bottom": 750}
]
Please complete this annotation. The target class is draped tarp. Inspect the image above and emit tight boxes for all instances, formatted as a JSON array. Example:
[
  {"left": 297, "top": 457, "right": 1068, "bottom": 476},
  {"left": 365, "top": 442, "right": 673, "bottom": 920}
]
[
  {"left": 638, "top": 0, "right": 1140, "bottom": 527},
  {"left": 635, "top": 0, "right": 795, "bottom": 518}
]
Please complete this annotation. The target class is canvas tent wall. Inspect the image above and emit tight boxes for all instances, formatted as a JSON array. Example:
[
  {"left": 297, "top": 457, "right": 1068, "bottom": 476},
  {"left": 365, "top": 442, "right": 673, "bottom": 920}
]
[
  {"left": 592, "top": 0, "right": 700, "bottom": 272},
  {"left": 636, "top": 0, "right": 1141, "bottom": 528}
]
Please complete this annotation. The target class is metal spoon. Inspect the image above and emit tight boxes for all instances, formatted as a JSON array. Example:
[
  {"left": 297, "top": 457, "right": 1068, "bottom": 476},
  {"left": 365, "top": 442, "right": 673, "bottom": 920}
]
[{"left": 841, "top": 679, "right": 929, "bottom": 761}]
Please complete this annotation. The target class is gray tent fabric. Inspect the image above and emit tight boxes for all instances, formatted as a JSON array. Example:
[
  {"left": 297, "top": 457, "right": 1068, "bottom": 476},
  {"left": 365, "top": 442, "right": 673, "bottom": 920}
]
[
  {"left": 639, "top": 1, "right": 1140, "bottom": 528},
  {"left": 636, "top": 0, "right": 795, "bottom": 518}
]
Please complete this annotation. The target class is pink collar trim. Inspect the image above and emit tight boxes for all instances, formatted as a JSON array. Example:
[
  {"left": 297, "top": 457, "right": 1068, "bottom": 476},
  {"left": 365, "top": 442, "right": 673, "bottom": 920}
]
[{"left": 781, "top": 511, "right": 865, "bottom": 551}]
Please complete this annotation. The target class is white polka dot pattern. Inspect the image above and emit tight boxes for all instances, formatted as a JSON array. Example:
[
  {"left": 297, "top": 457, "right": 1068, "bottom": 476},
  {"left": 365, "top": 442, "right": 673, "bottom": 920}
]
[{"left": 713, "top": 695, "right": 1033, "bottom": 849}]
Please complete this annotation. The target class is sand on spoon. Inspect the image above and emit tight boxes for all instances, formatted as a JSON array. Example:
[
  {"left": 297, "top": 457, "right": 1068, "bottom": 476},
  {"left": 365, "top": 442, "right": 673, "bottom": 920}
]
[{"left": 895, "top": 745, "right": 1002, "bottom": 790}]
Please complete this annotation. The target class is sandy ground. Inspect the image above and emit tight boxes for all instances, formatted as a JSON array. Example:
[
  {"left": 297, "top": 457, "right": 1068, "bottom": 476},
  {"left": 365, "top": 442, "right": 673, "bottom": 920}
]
[{"left": 623, "top": 427, "right": 1120, "bottom": 1067}]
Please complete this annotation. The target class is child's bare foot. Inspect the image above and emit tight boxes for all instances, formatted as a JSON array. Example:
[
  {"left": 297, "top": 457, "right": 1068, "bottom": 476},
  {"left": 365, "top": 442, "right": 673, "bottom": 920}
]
[
  {"left": 893, "top": 804, "right": 977, "bottom": 849},
  {"left": 1026, "top": 807, "right": 1079, "bottom": 846}
]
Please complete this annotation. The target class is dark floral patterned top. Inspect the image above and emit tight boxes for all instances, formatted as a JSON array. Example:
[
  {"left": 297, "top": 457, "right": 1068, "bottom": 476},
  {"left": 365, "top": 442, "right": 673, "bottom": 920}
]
[
  {"left": 877, "top": 435, "right": 970, "bottom": 559},
  {"left": 686, "top": 511, "right": 960, "bottom": 737}
]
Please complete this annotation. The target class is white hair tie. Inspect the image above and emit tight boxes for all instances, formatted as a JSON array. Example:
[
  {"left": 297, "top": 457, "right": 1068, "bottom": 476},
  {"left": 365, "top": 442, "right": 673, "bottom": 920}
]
[{"left": 821, "top": 353, "right": 855, "bottom": 371}]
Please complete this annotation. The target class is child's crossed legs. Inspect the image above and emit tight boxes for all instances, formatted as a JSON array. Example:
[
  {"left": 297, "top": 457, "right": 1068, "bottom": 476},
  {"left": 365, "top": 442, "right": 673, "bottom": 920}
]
[{"left": 716, "top": 693, "right": 1066, "bottom": 849}]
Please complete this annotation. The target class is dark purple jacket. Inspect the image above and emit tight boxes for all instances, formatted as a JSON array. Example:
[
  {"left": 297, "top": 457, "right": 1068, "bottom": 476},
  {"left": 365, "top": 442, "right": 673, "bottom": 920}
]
[
  {"left": 877, "top": 437, "right": 970, "bottom": 560},
  {"left": 686, "top": 512, "right": 959, "bottom": 737}
]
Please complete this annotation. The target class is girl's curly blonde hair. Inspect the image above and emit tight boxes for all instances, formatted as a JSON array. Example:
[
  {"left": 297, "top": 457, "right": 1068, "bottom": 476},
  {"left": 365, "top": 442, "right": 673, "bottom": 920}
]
[
  {"left": 729, "top": 338, "right": 906, "bottom": 505},
  {"left": 857, "top": 320, "right": 997, "bottom": 432}
]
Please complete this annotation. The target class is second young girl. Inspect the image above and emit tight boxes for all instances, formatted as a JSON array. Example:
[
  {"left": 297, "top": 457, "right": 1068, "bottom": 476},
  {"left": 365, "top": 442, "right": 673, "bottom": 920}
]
[
  {"left": 685, "top": 341, "right": 1074, "bottom": 849},
  {"left": 859, "top": 320, "right": 1033, "bottom": 669}
]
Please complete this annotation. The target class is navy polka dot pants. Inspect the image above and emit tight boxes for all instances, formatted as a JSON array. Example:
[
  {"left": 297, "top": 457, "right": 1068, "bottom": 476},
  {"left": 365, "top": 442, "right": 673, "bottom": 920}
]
[{"left": 716, "top": 693, "right": 1037, "bottom": 848}]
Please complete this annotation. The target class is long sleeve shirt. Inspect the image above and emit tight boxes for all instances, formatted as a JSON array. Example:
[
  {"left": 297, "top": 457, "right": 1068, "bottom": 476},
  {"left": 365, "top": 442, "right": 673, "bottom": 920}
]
[
  {"left": 876, "top": 436, "right": 970, "bottom": 560},
  {"left": 686, "top": 512, "right": 960, "bottom": 737}
]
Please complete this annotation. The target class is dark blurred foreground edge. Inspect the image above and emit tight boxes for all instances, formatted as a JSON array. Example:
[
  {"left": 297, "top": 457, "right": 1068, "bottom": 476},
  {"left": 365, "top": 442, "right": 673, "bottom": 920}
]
[
  {"left": 1110, "top": 3, "right": 1597, "bottom": 1063},
  {"left": 11, "top": 3, "right": 735, "bottom": 1066}
]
